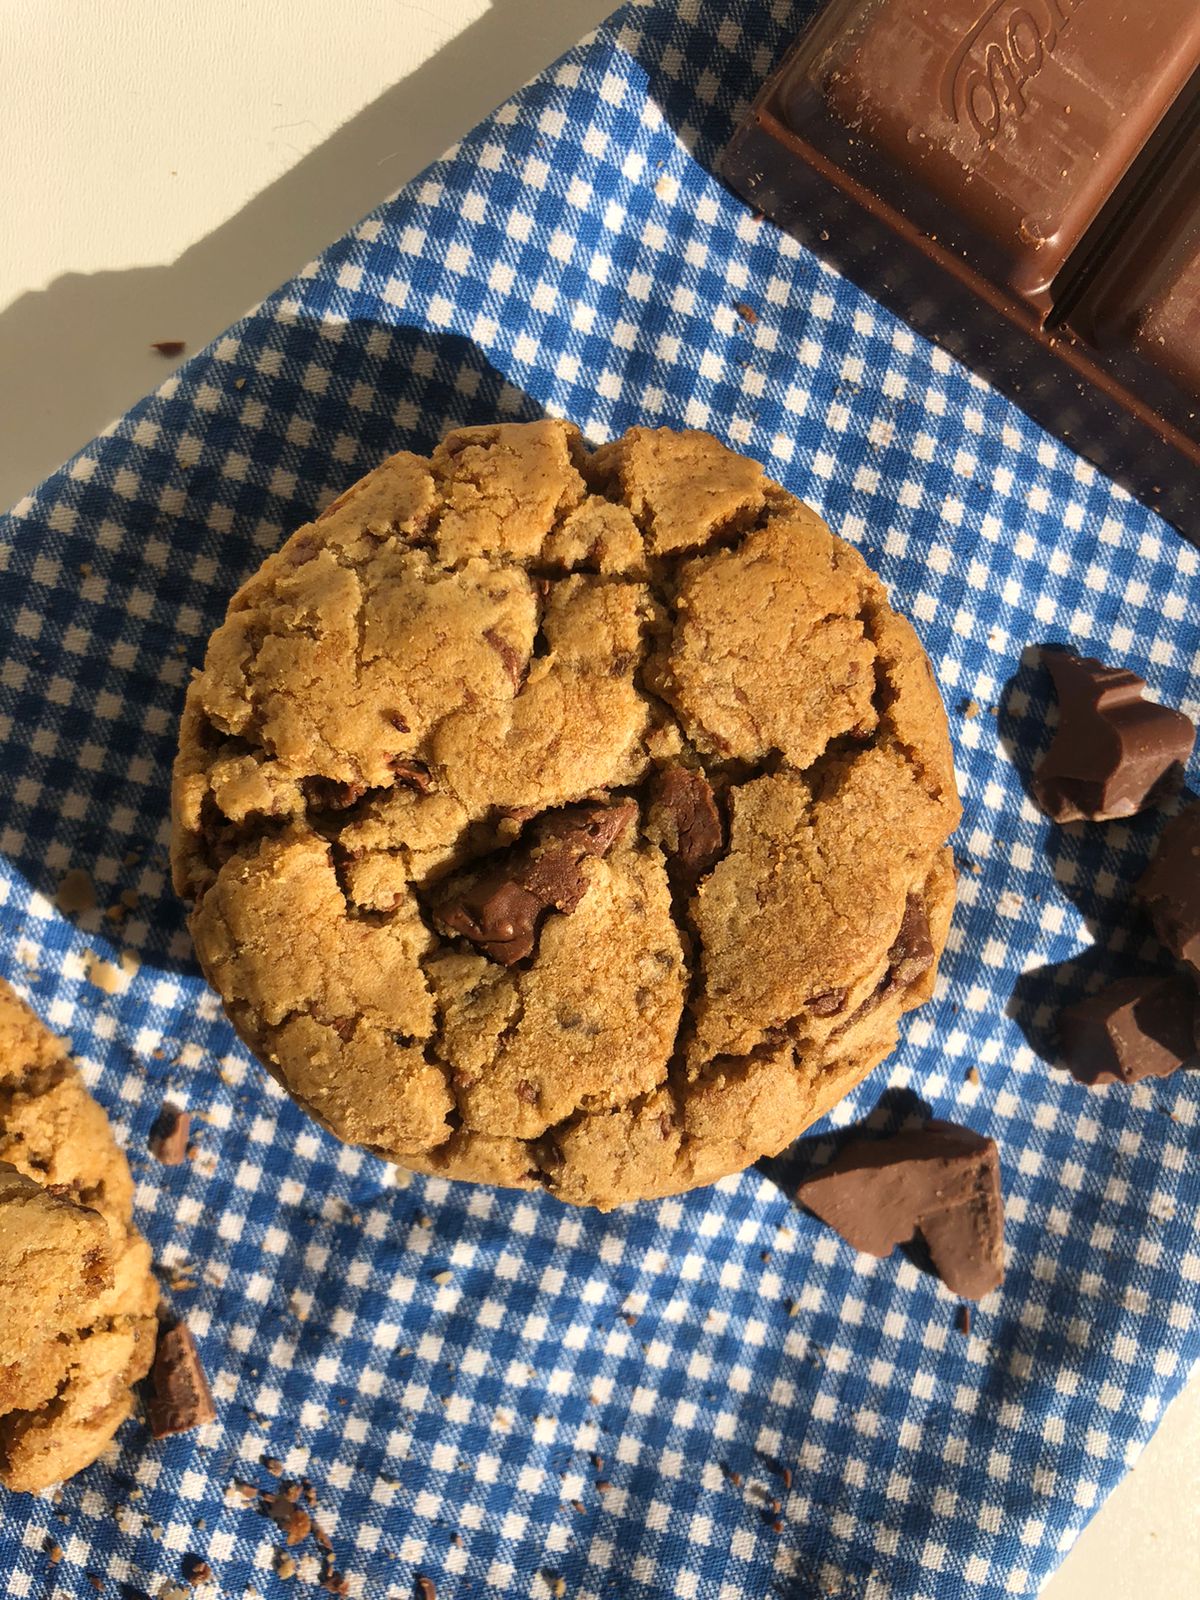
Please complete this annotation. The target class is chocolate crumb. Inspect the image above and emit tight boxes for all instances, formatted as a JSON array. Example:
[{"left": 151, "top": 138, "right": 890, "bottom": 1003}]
[
  {"left": 733, "top": 301, "right": 759, "bottom": 324},
  {"left": 149, "top": 1102, "right": 191, "bottom": 1164},
  {"left": 772, "top": 1518, "right": 785, "bottom": 1535},
  {"left": 151, "top": 341, "right": 186, "bottom": 357},
  {"left": 956, "top": 1305, "right": 972, "bottom": 1337},
  {"left": 147, "top": 1322, "right": 216, "bottom": 1437},
  {"left": 416, "top": 1579, "right": 437, "bottom": 1600},
  {"left": 262, "top": 1456, "right": 284, "bottom": 1475},
  {"left": 47, "top": 1543, "right": 63, "bottom": 1565},
  {"left": 595, "top": 1479, "right": 612, "bottom": 1493},
  {"left": 181, "top": 1555, "right": 212, "bottom": 1586}
]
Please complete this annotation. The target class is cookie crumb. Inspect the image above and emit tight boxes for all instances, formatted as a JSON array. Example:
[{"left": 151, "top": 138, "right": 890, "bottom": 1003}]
[
  {"left": 965, "top": 1066, "right": 981, "bottom": 1086},
  {"left": 962, "top": 699, "right": 980, "bottom": 719},
  {"left": 733, "top": 301, "right": 758, "bottom": 324},
  {"left": 181, "top": 1555, "right": 212, "bottom": 1587}
]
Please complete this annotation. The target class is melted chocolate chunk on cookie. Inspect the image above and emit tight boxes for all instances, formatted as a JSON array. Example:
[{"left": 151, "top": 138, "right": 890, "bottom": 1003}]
[
  {"left": 436, "top": 799, "right": 637, "bottom": 965},
  {"left": 1033, "top": 648, "right": 1194, "bottom": 823},
  {"left": 796, "top": 1120, "right": 1004, "bottom": 1300},
  {"left": 647, "top": 765, "right": 724, "bottom": 888},
  {"left": 1059, "top": 974, "right": 1197, "bottom": 1086},
  {"left": 884, "top": 893, "right": 935, "bottom": 992}
]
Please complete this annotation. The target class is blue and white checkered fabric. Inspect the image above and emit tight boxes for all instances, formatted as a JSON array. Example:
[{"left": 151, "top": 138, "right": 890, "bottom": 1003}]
[{"left": 2, "top": 2, "right": 1197, "bottom": 1596}]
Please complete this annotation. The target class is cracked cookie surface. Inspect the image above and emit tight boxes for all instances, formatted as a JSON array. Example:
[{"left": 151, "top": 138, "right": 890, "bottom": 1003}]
[
  {"left": 0, "top": 979, "right": 159, "bottom": 1491},
  {"left": 172, "top": 422, "right": 960, "bottom": 1210}
]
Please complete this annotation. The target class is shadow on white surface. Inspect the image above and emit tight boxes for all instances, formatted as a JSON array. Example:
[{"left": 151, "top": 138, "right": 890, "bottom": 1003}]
[{"left": 0, "top": 0, "right": 617, "bottom": 511}]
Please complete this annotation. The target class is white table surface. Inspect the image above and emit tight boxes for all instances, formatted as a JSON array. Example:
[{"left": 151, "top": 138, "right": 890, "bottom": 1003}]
[{"left": 1, "top": 4, "right": 1196, "bottom": 1595}]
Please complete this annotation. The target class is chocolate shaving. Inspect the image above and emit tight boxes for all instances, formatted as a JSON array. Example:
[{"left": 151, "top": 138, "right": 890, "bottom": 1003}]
[
  {"left": 1034, "top": 648, "right": 1194, "bottom": 822},
  {"left": 149, "top": 1102, "right": 190, "bottom": 1165},
  {"left": 796, "top": 1119, "right": 1004, "bottom": 1300},
  {"left": 1139, "top": 802, "right": 1200, "bottom": 974},
  {"left": 147, "top": 1322, "right": 217, "bottom": 1438},
  {"left": 1059, "top": 974, "right": 1197, "bottom": 1085},
  {"left": 435, "top": 799, "right": 637, "bottom": 964},
  {"left": 647, "top": 765, "right": 724, "bottom": 888}
]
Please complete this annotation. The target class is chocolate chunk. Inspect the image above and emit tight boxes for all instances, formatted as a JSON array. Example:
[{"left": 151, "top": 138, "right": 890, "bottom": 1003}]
[
  {"left": 1139, "top": 803, "right": 1200, "bottom": 973},
  {"left": 1033, "top": 649, "right": 1194, "bottom": 822},
  {"left": 149, "top": 1102, "right": 191, "bottom": 1165},
  {"left": 647, "top": 765, "right": 724, "bottom": 887},
  {"left": 884, "top": 893, "right": 934, "bottom": 991},
  {"left": 302, "top": 776, "right": 368, "bottom": 811},
  {"left": 1059, "top": 974, "right": 1197, "bottom": 1085},
  {"left": 796, "top": 1120, "right": 1004, "bottom": 1300},
  {"left": 147, "top": 1321, "right": 217, "bottom": 1438},
  {"left": 809, "top": 988, "right": 848, "bottom": 1017},
  {"left": 436, "top": 799, "right": 637, "bottom": 964},
  {"left": 389, "top": 757, "right": 431, "bottom": 793}
]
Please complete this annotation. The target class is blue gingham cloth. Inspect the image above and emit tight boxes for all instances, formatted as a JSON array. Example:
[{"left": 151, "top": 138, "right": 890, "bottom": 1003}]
[{"left": 2, "top": 2, "right": 1198, "bottom": 1596}]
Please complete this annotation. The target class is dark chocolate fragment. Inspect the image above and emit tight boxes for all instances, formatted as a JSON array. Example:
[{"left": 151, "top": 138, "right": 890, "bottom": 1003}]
[
  {"left": 149, "top": 1102, "right": 190, "bottom": 1165},
  {"left": 1033, "top": 649, "right": 1194, "bottom": 822},
  {"left": 1059, "top": 974, "right": 1197, "bottom": 1085},
  {"left": 796, "top": 1120, "right": 1004, "bottom": 1300},
  {"left": 647, "top": 765, "right": 724, "bottom": 888},
  {"left": 147, "top": 1321, "right": 217, "bottom": 1438},
  {"left": 1139, "top": 803, "right": 1200, "bottom": 974},
  {"left": 435, "top": 799, "right": 636, "bottom": 965}
]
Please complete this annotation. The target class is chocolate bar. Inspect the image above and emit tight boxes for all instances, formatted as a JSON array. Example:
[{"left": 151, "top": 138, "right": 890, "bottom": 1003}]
[{"left": 720, "top": 0, "right": 1200, "bottom": 541}]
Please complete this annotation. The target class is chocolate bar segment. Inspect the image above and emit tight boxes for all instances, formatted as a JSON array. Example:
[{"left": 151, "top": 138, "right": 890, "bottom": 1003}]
[
  {"left": 720, "top": 2, "right": 1200, "bottom": 541},
  {"left": 777, "top": 0, "right": 1200, "bottom": 316}
]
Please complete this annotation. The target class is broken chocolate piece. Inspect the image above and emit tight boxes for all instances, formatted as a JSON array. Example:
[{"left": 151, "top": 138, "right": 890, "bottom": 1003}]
[
  {"left": 796, "top": 1120, "right": 1004, "bottom": 1300},
  {"left": 647, "top": 765, "right": 724, "bottom": 888},
  {"left": 1139, "top": 803, "right": 1200, "bottom": 974},
  {"left": 435, "top": 799, "right": 637, "bottom": 964},
  {"left": 149, "top": 1102, "right": 191, "bottom": 1165},
  {"left": 1059, "top": 974, "right": 1197, "bottom": 1085},
  {"left": 147, "top": 1321, "right": 217, "bottom": 1438},
  {"left": 1033, "top": 649, "right": 1194, "bottom": 822}
]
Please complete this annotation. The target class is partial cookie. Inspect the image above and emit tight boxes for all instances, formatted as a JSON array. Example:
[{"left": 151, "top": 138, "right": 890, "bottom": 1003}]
[
  {"left": 0, "top": 979, "right": 159, "bottom": 1492},
  {"left": 172, "top": 422, "right": 960, "bottom": 1209}
]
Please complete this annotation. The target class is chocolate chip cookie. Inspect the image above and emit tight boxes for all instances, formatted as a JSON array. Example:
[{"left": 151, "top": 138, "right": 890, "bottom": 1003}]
[
  {"left": 0, "top": 978, "right": 159, "bottom": 1491},
  {"left": 172, "top": 422, "right": 959, "bottom": 1209}
]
